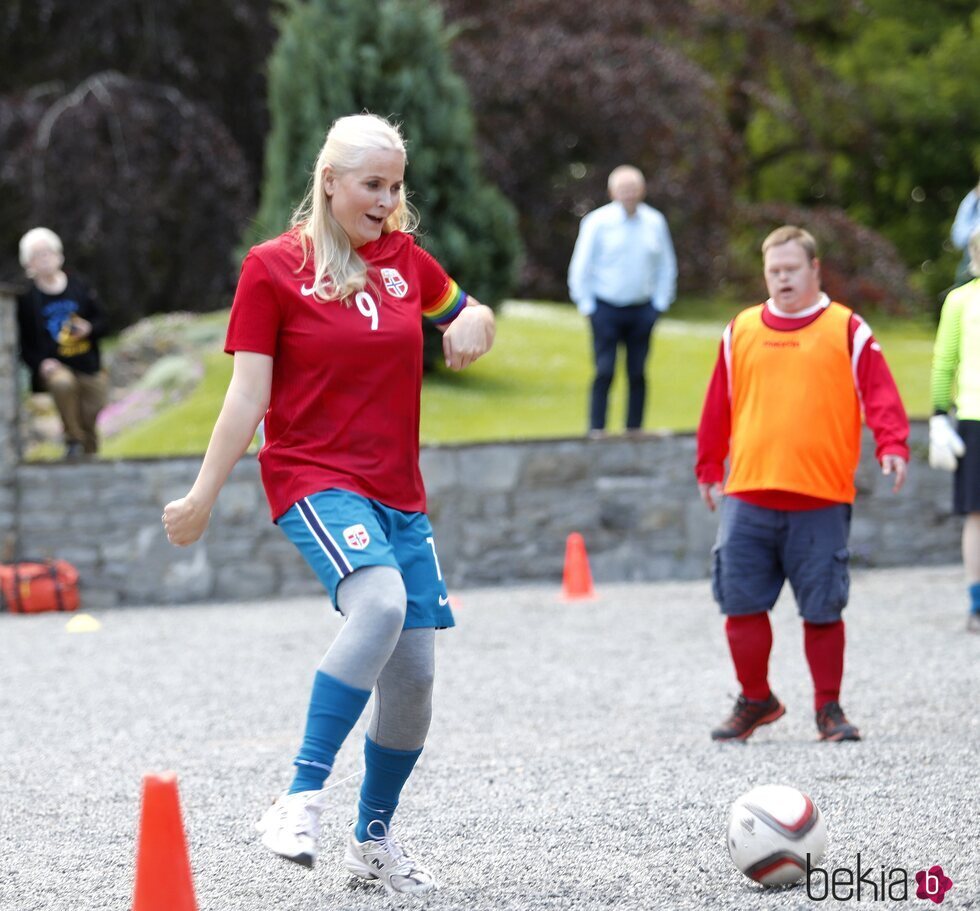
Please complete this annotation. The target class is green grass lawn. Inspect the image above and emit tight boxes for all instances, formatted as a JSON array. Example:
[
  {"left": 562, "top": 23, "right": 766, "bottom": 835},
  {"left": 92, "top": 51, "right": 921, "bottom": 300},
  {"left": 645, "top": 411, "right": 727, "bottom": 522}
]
[
  {"left": 75, "top": 300, "right": 937, "bottom": 459},
  {"left": 100, "top": 350, "right": 235, "bottom": 458}
]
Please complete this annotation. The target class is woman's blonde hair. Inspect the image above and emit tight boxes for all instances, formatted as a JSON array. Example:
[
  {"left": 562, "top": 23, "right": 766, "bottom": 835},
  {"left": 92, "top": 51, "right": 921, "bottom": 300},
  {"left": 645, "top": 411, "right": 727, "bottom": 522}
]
[{"left": 291, "top": 113, "right": 417, "bottom": 301}]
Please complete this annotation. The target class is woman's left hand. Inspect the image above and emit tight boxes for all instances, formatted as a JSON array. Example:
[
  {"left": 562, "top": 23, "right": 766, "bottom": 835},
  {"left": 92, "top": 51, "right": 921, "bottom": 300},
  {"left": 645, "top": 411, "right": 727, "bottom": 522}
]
[{"left": 441, "top": 302, "right": 495, "bottom": 370}]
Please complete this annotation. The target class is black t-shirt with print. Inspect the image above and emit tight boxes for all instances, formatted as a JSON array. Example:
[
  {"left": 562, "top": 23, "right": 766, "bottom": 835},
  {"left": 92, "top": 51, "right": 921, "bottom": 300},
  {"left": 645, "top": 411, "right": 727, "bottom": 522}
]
[{"left": 16, "top": 273, "right": 107, "bottom": 390}]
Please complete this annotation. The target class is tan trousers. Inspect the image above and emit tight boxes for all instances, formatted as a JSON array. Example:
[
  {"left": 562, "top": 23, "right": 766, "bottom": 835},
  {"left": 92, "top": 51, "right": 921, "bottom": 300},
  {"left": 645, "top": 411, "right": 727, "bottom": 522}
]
[{"left": 42, "top": 365, "right": 109, "bottom": 454}]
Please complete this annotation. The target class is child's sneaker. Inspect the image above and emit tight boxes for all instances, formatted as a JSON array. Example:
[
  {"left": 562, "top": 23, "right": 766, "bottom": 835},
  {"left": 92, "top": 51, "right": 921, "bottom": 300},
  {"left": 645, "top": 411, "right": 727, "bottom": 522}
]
[
  {"left": 255, "top": 789, "right": 330, "bottom": 867},
  {"left": 344, "top": 822, "right": 437, "bottom": 898}
]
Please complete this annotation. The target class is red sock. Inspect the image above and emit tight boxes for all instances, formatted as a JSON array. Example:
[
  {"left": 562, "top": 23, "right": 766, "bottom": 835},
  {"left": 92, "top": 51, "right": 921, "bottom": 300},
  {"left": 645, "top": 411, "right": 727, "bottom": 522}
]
[
  {"left": 804, "top": 620, "right": 845, "bottom": 711},
  {"left": 725, "top": 614, "right": 772, "bottom": 701}
]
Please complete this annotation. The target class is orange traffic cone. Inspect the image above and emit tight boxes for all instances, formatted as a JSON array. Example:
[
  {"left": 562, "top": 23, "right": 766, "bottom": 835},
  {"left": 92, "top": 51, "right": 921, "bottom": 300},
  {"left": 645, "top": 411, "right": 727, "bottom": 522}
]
[
  {"left": 132, "top": 772, "right": 198, "bottom": 911},
  {"left": 561, "top": 532, "right": 596, "bottom": 600}
]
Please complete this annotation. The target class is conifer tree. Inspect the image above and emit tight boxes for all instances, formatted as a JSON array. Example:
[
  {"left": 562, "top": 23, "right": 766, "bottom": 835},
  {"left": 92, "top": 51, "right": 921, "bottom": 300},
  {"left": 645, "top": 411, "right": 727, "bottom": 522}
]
[{"left": 254, "top": 0, "right": 521, "bottom": 309}]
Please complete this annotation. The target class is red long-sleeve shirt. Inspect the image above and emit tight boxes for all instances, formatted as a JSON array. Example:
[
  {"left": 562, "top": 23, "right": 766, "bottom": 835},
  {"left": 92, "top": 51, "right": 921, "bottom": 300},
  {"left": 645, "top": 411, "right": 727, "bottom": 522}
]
[{"left": 695, "top": 300, "right": 910, "bottom": 510}]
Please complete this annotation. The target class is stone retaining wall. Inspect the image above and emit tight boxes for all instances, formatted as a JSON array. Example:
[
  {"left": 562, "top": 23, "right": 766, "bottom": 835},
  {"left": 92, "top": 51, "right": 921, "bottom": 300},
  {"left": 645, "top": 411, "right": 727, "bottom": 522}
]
[
  {"left": 0, "top": 289, "right": 20, "bottom": 561},
  {"left": 2, "top": 293, "right": 962, "bottom": 608}
]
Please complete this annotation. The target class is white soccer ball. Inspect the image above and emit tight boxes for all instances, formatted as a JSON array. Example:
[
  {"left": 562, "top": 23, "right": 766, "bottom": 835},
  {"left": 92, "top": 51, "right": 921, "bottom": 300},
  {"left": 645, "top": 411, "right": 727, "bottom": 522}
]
[{"left": 727, "top": 784, "right": 827, "bottom": 886}]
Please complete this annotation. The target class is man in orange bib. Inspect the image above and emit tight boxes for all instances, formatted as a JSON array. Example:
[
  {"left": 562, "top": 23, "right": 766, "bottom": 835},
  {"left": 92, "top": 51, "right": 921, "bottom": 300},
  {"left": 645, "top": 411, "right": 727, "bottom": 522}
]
[{"left": 695, "top": 226, "right": 909, "bottom": 743}]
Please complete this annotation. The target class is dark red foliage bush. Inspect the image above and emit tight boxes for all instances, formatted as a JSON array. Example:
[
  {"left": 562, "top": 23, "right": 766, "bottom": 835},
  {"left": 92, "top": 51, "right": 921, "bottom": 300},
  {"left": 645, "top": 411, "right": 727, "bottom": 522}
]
[
  {"left": 0, "top": 73, "right": 252, "bottom": 329},
  {"left": 731, "top": 203, "right": 924, "bottom": 316}
]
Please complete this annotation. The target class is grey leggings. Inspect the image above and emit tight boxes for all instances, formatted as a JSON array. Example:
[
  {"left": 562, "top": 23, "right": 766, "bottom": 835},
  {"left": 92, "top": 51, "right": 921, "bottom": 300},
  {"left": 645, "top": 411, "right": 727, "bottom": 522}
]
[{"left": 318, "top": 566, "right": 434, "bottom": 751}]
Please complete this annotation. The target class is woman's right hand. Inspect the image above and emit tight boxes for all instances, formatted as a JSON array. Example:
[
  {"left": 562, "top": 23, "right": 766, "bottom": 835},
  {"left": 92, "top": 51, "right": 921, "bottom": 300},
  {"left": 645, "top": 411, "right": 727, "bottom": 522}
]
[{"left": 162, "top": 494, "right": 212, "bottom": 546}]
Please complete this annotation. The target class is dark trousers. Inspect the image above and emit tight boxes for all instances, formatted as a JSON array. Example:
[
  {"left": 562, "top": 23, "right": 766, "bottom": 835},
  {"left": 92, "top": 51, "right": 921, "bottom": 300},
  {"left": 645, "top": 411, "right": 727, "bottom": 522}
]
[{"left": 589, "top": 300, "right": 658, "bottom": 430}]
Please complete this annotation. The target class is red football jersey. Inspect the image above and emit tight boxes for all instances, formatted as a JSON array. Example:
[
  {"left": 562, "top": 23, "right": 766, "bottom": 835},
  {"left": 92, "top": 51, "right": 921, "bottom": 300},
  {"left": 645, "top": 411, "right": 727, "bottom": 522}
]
[{"left": 225, "top": 229, "right": 468, "bottom": 520}]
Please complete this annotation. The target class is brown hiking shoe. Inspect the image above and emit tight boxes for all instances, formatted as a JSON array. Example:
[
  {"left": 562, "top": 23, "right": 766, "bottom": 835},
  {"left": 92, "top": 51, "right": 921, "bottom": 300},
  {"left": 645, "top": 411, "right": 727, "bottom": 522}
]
[
  {"left": 711, "top": 693, "right": 785, "bottom": 741},
  {"left": 815, "top": 701, "right": 861, "bottom": 741}
]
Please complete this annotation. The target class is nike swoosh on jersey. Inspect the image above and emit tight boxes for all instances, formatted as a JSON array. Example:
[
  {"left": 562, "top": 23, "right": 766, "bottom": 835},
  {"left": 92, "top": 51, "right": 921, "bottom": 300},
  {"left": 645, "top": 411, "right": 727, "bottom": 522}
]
[
  {"left": 299, "top": 284, "right": 318, "bottom": 297},
  {"left": 438, "top": 595, "right": 450, "bottom": 606}
]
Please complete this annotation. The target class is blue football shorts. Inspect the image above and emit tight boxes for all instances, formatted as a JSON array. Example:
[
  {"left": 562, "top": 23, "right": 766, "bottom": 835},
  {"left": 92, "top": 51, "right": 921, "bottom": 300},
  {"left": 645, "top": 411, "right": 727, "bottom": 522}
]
[{"left": 277, "top": 488, "right": 453, "bottom": 630}]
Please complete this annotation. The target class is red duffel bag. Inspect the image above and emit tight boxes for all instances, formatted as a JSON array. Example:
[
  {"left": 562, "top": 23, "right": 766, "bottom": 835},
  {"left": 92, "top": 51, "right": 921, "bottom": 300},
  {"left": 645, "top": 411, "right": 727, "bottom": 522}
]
[{"left": 0, "top": 560, "right": 80, "bottom": 613}]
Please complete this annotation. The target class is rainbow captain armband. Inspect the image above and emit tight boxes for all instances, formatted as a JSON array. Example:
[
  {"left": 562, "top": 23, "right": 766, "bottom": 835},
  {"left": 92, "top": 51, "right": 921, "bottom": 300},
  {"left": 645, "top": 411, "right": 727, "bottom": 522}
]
[{"left": 423, "top": 279, "right": 468, "bottom": 325}]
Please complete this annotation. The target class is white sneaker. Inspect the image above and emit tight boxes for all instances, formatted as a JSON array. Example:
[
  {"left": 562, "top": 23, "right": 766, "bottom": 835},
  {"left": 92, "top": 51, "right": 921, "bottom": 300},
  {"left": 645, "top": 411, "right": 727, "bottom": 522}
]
[
  {"left": 344, "top": 822, "right": 437, "bottom": 898},
  {"left": 255, "top": 789, "right": 329, "bottom": 867}
]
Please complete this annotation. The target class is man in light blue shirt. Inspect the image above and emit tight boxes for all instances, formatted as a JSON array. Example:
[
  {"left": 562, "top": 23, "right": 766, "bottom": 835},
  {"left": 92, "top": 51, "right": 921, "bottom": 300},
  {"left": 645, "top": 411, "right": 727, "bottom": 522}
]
[{"left": 568, "top": 165, "right": 677, "bottom": 434}]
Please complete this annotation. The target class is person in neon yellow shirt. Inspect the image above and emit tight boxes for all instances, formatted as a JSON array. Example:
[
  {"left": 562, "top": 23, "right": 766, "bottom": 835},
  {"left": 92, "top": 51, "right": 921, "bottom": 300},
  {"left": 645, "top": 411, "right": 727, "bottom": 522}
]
[{"left": 930, "top": 227, "right": 980, "bottom": 633}]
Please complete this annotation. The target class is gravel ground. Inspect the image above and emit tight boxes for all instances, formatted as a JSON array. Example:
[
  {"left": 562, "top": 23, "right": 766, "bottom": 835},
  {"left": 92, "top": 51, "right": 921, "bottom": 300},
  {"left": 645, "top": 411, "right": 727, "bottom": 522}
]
[{"left": 1, "top": 565, "right": 978, "bottom": 911}]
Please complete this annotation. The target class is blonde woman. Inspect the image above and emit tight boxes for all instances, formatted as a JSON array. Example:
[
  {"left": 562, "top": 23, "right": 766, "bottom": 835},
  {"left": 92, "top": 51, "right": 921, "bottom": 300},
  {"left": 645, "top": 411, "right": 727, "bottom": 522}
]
[{"left": 163, "top": 113, "right": 494, "bottom": 898}]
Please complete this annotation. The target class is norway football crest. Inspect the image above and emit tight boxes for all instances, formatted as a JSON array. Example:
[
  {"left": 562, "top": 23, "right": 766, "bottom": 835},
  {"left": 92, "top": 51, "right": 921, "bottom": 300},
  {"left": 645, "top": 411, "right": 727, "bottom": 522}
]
[
  {"left": 381, "top": 268, "right": 408, "bottom": 298},
  {"left": 343, "top": 524, "right": 371, "bottom": 550}
]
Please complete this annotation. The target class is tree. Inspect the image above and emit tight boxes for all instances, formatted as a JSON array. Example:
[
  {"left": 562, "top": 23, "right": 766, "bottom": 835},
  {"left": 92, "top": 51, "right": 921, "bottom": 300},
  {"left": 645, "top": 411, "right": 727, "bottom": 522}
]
[
  {"left": 0, "top": 1, "right": 270, "bottom": 328},
  {"left": 0, "top": 73, "right": 252, "bottom": 328},
  {"left": 254, "top": 0, "right": 521, "bottom": 313},
  {"left": 731, "top": 203, "right": 917, "bottom": 316},
  {"left": 443, "top": 0, "right": 733, "bottom": 300},
  {"left": 0, "top": 0, "right": 276, "bottom": 182},
  {"left": 679, "top": 0, "right": 867, "bottom": 200},
  {"left": 828, "top": 3, "right": 980, "bottom": 298},
  {"left": 687, "top": 0, "right": 979, "bottom": 302}
]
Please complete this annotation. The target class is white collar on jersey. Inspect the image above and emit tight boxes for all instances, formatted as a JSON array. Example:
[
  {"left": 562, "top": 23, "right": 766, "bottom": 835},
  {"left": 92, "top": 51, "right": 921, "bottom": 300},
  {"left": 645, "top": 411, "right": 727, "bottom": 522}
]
[{"left": 765, "top": 292, "right": 829, "bottom": 320}]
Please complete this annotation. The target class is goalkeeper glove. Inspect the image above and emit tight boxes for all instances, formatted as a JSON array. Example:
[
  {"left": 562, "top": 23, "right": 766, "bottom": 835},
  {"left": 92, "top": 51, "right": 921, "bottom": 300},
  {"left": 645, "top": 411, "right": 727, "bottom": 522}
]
[{"left": 928, "top": 414, "right": 966, "bottom": 472}]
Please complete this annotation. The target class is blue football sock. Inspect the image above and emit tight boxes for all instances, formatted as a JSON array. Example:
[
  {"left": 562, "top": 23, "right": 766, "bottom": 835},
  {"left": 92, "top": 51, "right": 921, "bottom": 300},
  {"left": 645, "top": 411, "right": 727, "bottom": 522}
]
[
  {"left": 289, "top": 671, "right": 371, "bottom": 795},
  {"left": 355, "top": 737, "right": 423, "bottom": 842},
  {"left": 969, "top": 582, "right": 980, "bottom": 615}
]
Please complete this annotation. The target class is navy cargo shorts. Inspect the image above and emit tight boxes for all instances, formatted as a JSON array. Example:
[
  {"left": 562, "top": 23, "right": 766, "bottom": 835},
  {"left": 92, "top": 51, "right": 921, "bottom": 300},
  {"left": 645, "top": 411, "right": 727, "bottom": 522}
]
[{"left": 710, "top": 497, "right": 852, "bottom": 623}]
